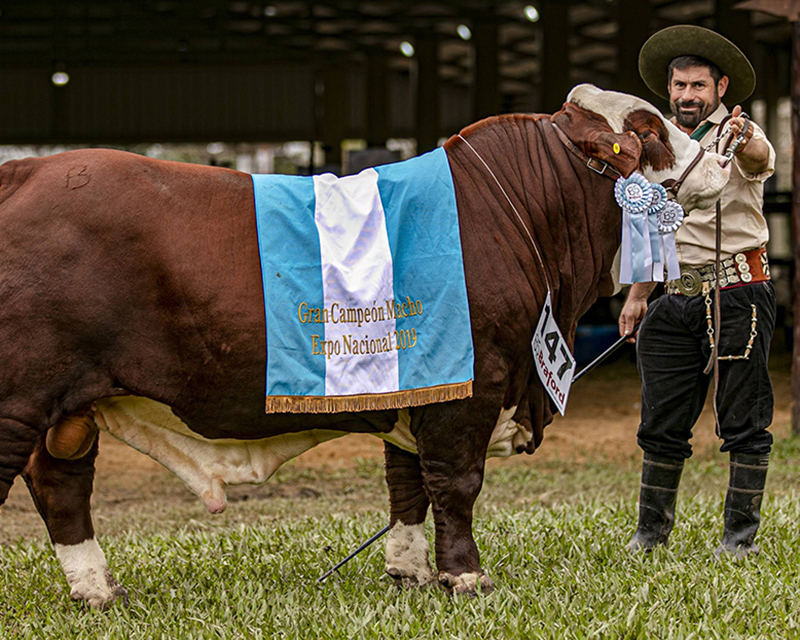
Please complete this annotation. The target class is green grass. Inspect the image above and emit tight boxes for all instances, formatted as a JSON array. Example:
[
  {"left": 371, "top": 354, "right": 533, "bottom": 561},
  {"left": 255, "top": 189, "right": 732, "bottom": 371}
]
[{"left": 3, "top": 440, "right": 800, "bottom": 639}]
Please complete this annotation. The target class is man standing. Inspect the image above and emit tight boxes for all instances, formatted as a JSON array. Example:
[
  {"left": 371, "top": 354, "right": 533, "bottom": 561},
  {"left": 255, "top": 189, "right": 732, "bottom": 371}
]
[{"left": 619, "top": 25, "right": 776, "bottom": 557}]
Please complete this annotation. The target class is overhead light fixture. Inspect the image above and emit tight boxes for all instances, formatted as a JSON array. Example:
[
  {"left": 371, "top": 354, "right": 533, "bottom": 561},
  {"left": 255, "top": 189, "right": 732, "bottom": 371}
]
[
  {"left": 457, "top": 24, "right": 472, "bottom": 41},
  {"left": 400, "top": 41, "right": 415, "bottom": 57},
  {"left": 524, "top": 5, "right": 540, "bottom": 22},
  {"left": 264, "top": 6, "right": 277, "bottom": 17},
  {"left": 51, "top": 71, "right": 70, "bottom": 86}
]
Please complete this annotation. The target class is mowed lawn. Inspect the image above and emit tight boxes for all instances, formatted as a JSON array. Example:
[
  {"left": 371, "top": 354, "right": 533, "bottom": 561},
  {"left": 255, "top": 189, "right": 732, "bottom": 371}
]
[{"left": 3, "top": 432, "right": 800, "bottom": 639}]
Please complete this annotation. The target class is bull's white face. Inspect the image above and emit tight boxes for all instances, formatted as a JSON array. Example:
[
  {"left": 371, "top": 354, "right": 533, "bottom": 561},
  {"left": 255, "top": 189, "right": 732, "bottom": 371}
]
[{"left": 567, "top": 84, "right": 730, "bottom": 212}]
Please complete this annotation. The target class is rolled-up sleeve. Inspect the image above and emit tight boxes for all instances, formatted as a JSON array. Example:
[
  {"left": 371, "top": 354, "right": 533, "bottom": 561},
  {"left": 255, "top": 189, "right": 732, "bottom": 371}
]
[{"left": 734, "top": 123, "right": 775, "bottom": 183}]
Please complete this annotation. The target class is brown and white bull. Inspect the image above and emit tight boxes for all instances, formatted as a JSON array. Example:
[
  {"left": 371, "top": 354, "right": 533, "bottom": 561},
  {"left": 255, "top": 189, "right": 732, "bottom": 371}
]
[{"left": 0, "top": 85, "right": 728, "bottom": 606}]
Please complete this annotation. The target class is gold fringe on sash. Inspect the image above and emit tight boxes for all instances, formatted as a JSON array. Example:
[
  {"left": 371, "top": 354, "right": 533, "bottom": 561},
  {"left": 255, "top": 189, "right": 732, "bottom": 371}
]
[{"left": 265, "top": 380, "right": 473, "bottom": 414}]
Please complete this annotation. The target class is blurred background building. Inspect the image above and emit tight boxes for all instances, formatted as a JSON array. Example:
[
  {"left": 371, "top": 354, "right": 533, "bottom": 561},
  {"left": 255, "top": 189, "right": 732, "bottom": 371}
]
[{"left": 0, "top": 0, "right": 793, "bottom": 355}]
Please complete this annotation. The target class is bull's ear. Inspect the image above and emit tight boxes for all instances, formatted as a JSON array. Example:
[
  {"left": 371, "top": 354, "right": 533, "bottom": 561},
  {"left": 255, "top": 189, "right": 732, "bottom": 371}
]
[{"left": 551, "top": 103, "right": 641, "bottom": 177}]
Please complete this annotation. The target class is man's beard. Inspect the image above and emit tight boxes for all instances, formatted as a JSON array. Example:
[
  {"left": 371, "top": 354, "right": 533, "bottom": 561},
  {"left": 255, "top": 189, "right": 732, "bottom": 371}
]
[{"left": 671, "top": 94, "right": 720, "bottom": 129}]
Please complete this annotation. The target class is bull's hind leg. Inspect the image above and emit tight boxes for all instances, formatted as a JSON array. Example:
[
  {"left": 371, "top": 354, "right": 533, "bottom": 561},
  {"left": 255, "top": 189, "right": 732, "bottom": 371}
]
[
  {"left": 23, "top": 431, "right": 128, "bottom": 609},
  {"left": 414, "top": 403, "right": 496, "bottom": 596},
  {"left": 383, "top": 442, "right": 435, "bottom": 587},
  {"left": 0, "top": 419, "right": 41, "bottom": 506}
]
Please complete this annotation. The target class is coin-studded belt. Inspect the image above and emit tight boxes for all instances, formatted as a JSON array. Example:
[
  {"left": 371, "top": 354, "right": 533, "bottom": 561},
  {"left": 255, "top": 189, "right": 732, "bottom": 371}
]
[{"left": 666, "top": 247, "right": 770, "bottom": 296}]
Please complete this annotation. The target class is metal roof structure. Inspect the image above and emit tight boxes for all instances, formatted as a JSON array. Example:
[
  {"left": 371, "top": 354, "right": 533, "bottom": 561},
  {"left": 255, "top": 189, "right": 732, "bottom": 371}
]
[{"left": 0, "top": 1, "right": 793, "bottom": 145}]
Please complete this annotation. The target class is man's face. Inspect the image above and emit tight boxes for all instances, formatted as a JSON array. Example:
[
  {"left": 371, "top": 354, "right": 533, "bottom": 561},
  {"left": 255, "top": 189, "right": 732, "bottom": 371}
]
[{"left": 668, "top": 66, "right": 726, "bottom": 130}]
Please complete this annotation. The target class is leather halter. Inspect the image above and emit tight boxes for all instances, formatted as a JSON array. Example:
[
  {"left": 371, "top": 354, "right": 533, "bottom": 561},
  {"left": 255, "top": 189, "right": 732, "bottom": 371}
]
[{"left": 551, "top": 123, "right": 622, "bottom": 181}]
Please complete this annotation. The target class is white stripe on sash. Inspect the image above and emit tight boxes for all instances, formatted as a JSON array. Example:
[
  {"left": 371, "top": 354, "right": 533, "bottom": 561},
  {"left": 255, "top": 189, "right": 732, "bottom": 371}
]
[{"left": 313, "top": 169, "right": 399, "bottom": 396}]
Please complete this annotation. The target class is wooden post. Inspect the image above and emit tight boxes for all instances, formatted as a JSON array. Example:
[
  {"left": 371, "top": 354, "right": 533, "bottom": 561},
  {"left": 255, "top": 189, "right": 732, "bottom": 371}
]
[
  {"left": 365, "top": 53, "right": 389, "bottom": 148},
  {"left": 735, "top": 0, "right": 800, "bottom": 432},
  {"left": 717, "top": 0, "right": 755, "bottom": 112},
  {"left": 472, "top": 15, "right": 500, "bottom": 121},
  {"left": 321, "top": 66, "right": 348, "bottom": 169},
  {"left": 615, "top": 0, "right": 652, "bottom": 98},
  {"left": 540, "top": 0, "right": 571, "bottom": 113},
  {"left": 792, "top": 20, "right": 800, "bottom": 433},
  {"left": 415, "top": 34, "right": 439, "bottom": 154}
]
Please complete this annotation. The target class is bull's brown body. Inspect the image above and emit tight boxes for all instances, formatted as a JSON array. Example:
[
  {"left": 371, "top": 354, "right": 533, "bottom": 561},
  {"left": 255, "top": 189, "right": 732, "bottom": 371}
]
[{"left": 0, "top": 87, "right": 728, "bottom": 603}]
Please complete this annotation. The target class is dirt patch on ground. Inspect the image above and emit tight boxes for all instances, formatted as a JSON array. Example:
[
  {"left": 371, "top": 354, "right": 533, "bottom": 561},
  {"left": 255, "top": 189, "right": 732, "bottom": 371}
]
[{"left": 1, "top": 356, "right": 792, "bottom": 541}]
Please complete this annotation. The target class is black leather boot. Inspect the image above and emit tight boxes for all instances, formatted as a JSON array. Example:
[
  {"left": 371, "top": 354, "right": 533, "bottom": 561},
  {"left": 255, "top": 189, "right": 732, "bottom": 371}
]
[
  {"left": 627, "top": 452, "right": 684, "bottom": 550},
  {"left": 717, "top": 452, "right": 769, "bottom": 558}
]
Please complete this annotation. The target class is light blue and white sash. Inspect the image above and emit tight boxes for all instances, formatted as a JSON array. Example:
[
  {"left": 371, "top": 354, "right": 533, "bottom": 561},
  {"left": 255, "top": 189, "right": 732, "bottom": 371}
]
[{"left": 252, "top": 148, "right": 474, "bottom": 413}]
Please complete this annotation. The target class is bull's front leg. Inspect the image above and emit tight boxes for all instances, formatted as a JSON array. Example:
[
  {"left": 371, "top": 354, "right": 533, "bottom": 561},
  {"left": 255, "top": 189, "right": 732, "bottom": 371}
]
[
  {"left": 23, "top": 428, "right": 128, "bottom": 610},
  {"left": 383, "top": 441, "right": 435, "bottom": 588},
  {"left": 415, "top": 403, "right": 495, "bottom": 596}
]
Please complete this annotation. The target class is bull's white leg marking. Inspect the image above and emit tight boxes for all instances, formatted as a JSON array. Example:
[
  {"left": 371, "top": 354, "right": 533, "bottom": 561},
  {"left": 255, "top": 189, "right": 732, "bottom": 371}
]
[
  {"left": 384, "top": 522, "right": 436, "bottom": 587},
  {"left": 379, "top": 405, "right": 526, "bottom": 459},
  {"left": 438, "top": 570, "right": 495, "bottom": 596},
  {"left": 93, "top": 397, "right": 346, "bottom": 513},
  {"left": 54, "top": 537, "right": 127, "bottom": 609}
]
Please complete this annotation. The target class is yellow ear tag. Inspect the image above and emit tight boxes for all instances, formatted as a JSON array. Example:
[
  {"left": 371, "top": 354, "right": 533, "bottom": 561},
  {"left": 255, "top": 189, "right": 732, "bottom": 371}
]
[{"left": 613, "top": 143, "right": 621, "bottom": 155}]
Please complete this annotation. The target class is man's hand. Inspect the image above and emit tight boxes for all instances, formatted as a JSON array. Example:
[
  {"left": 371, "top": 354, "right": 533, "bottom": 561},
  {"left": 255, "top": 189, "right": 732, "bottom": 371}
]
[
  {"left": 728, "top": 105, "right": 769, "bottom": 174},
  {"left": 619, "top": 282, "right": 656, "bottom": 343},
  {"left": 728, "top": 105, "right": 752, "bottom": 148}
]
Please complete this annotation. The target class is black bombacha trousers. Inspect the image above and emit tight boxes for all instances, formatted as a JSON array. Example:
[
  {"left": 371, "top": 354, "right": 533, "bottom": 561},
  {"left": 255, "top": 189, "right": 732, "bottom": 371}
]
[{"left": 635, "top": 281, "right": 776, "bottom": 460}]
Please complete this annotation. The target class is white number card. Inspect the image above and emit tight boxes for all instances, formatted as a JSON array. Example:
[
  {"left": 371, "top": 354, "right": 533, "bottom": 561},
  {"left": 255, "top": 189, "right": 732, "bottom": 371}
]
[{"left": 531, "top": 292, "right": 575, "bottom": 416}]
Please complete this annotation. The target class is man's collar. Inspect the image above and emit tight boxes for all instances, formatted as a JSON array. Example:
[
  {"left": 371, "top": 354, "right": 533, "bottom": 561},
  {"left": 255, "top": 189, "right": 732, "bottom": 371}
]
[{"left": 703, "top": 102, "right": 729, "bottom": 126}]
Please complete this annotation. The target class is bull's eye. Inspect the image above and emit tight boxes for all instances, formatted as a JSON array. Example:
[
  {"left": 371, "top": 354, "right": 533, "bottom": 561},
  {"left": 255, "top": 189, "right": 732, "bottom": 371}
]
[{"left": 638, "top": 131, "right": 653, "bottom": 141}]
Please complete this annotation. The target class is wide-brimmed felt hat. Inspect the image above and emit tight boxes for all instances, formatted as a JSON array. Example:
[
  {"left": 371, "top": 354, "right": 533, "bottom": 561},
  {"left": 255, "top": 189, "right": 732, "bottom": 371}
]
[{"left": 639, "top": 25, "right": 755, "bottom": 105}]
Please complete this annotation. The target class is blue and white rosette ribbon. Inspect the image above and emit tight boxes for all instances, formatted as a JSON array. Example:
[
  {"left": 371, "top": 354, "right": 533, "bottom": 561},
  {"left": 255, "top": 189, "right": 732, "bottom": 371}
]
[
  {"left": 615, "top": 173, "right": 652, "bottom": 284},
  {"left": 657, "top": 201, "right": 684, "bottom": 281},
  {"left": 616, "top": 173, "right": 685, "bottom": 284}
]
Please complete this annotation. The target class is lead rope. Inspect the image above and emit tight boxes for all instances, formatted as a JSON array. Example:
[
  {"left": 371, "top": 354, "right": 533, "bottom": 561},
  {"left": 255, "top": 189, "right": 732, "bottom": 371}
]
[
  {"left": 456, "top": 134, "right": 555, "bottom": 297},
  {"left": 704, "top": 114, "right": 751, "bottom": 437}
]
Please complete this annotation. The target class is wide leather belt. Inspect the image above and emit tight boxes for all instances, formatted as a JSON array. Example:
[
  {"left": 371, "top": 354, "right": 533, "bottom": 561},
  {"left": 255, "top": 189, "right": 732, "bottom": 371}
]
[{"left": 666, "top": 247, "right": 770, "bottom": 296}]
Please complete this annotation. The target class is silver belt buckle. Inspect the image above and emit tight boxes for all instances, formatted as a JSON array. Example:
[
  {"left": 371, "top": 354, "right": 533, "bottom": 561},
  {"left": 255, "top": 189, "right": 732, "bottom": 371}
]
[{"left": 675, "top": 265, "right": 703, "bottom": 296}]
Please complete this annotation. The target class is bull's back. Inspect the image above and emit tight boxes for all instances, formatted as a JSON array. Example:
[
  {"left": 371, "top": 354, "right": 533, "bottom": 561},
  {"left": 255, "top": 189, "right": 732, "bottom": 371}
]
[{"left": 0, "top": 150, "right": 274, "bottom": 434}]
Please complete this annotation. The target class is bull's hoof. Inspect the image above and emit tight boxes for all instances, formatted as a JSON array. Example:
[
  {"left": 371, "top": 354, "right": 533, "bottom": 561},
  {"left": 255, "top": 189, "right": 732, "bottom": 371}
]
[
  {"left": 715, "top": 542, "right": 760, "bottom": 560},
  {"left": 386, "top": 566, "right": 437, "bottom": 589},
  {"left": 437, "top": 571, "right": 494, "bottom": 597},
  {"left": 70, "top": 570, "right": 130, "bottom": 610}
]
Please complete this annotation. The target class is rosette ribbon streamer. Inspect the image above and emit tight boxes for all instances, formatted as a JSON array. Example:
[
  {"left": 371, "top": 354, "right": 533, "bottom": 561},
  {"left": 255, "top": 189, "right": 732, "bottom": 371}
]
[
  {"left": 615, "top": 173, "right": 652, "bottom": 284},
  {"left": 657, "top": 201, "right": 684, "bottom": 280},
  {"left": 647, "top": 183, "right": 668, "bottom": 280}
]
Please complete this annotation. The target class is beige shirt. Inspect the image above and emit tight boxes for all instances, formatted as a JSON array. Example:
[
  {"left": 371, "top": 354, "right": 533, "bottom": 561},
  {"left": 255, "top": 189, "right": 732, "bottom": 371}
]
[{"left": 674, "top": 103, "right": 775, "bottom": 266}]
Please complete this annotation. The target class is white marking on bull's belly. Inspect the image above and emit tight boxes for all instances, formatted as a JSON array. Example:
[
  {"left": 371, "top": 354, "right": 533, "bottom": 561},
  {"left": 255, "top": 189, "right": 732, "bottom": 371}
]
[
  {"left": 54, "top": 537, "right": 124, "bottom": 609},
  {"left": 378, "top": 406, "right": 528, "bottom": 459},
  {"left": 384, "top": 522, "right": 435, "bottom": 587},
  {"left": 486, "top": 405, "right": 529, "bottom": 457},
  {"left": 93, "top": 397, "right": 346, "bottom": 513}
]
